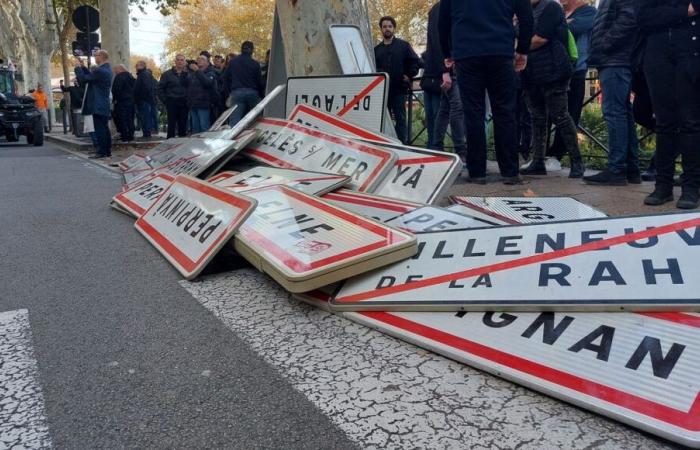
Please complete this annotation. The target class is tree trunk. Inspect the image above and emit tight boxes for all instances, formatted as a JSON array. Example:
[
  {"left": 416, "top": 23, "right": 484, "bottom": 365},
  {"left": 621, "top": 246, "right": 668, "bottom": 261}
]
[{"left": 99, "top": 0, "right": 130, "bottom": 68}]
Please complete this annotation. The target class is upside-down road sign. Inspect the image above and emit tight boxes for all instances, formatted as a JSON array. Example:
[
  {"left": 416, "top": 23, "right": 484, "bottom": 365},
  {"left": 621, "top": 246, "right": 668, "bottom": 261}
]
[
  {"left": 321, "top": 189, "right": 422, "bottom": 222},
  {"left": 451, "top": 196, "right": 607, "bottom": 224},
  {"left": 285, "top": 74, "right": 389, "bottom": 133},
  {"left": 243, "top": 118, "right": 396, "bottom": 192},
  {"left": 287, "top": 104, "right": 397, "bottom": 143},
  {"left": 118, "top": 153, "right": 146, "bottom": 172},
  {"left": 385, "top": 206, "right": 499, "bottom": 232},
  {"left": 209, "top": 166, "right": 349, "bottom": 196},
  {"left": 233, "top": 185, "right": 416, "bottom": 293},
  {"left": 208, "top": 105, "right": 237, "bottom": 131},
  {"left": 135, "top": 175, "right": 257, "bottom": 280},
  {"left": 331, "top": 212, "right": 700, "bottom": 312},
  {"left": 113, "top": 173, "right": 175, "bottom": 218}
]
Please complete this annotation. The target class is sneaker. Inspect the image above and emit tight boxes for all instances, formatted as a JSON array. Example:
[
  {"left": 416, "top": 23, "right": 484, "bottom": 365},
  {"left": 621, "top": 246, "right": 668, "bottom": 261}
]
[
  {"left": 644, "top": 187, "right": 674, "bottom": 206},
  {"left": 627, "top": 171, "right": 642, "bottom": 184},
  {"left": 641, "top": 169, "right": 656, "bottom": 182},
  {"left": 677, "top": 188, "right": 700, "bottom": 209},
  {"left": 520, "top": 160, "right": 547, "bottom": 176},
  {"left": 466, "top": 176, "right": 487, "bottom": 185},
  {"left": 583, "top": 169, "right": 627, "bottom": 186},
  {"left": 502, "top": 175, "right": 524, "bottom": 185}
]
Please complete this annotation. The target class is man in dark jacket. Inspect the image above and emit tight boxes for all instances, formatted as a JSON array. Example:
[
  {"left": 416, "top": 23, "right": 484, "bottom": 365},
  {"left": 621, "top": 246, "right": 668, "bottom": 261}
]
[
  {"left": 134, "top": 60, "right": 158, "bottom": 139},
  {"left": 187, "top": 55, "right": 217, "bottom": 133},
  {"left": 222, "top": 41, "right": 264, "bottom": 127},
  {"left": 158, "top": 54, "right": 189, "bottom": 138},
  {"left": 422, "top": 1, "right": 467, "bottom": 160},
  {"left": 112, "top": 64, "right": 136, "bottom": 142},
  {"left": 374, "top": 16, "right": 420, "bottom": 144},
  {"left": 439, "top": 0, "right": 533, "bottom": 184},
  {"left": 74, "top": 50, "right": 113, "bottom": 159},
  {"left": 583, "top": 0, "right": 640, "bottom": 186}
]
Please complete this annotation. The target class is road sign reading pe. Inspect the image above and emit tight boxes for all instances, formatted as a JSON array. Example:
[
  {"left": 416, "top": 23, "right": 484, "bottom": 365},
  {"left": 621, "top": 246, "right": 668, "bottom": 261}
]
[
  {"left": 321, "top": 189, "right": 422, "bottom": 222},
  {"left": 287, "top": 104, "right": 398, "bottom": 144},
  {"left": 135, "top": 175, "right": 256, "bottom": 280},
  {"left": 451, "top": 196, "right": 607, "bottom": 224},
  {"left": 233, "top": 185, "right": 416, "bottom": 293},
  {"left": 385, "top": 206, "right": 499, "bottom": 233},
  {"left": 113, "top": 173, "right": 175, "bottom": 218},
  {"left": 209, "top": 166, "right": 349, "bottom": 196},
  {"left": 243, "top": 118, "right": 396, "bottom": 192},
  {"left": 331, "top": 212, "right": 700, "bottom": 312},
  {"left": 286, "top": 74, "right": 389, "bottom": 133}
]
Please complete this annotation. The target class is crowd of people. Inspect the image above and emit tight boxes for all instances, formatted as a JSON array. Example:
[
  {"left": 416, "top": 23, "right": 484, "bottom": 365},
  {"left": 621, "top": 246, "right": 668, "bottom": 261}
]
[{"left": 67, "top": 0, "right": 699, "bottom": 210}]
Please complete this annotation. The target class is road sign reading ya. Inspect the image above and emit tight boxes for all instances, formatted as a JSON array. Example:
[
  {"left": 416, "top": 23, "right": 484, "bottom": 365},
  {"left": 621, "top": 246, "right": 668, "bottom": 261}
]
[
  {"left": 451, "top": 196, "right": 607, "bottom": 224},
  {"left": 287, "top": 104, "right": 398, "bottom": 143},
  {"left": 331, "top": 212, "right": 700, "bottom": 312},
  {"left": 210, "top": 166, "right": 349, "bottom": 196},
  {"left": 286, "top": 74, "right": 389, "bottom": 133},
  {"left": 321, "top": 189, "right": 422, "bottom": 222},
  {"left": 113, "top": 173, "right": 174, "bottom": 218},
  {"left": 135, "top": 175, "right": 256, "bottom": 280},
  {"left": 233, "top": 185, "right": 416, "bottom": 293},
  {"left": 244, "top": 118, "right": 396, "bottom": 192}
]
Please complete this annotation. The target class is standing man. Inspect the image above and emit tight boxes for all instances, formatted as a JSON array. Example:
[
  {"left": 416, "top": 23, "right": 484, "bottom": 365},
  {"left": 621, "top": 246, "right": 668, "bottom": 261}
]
[
  {"left": 134, "top": 60, "right": 158, "bottom": 139},
  {"left": 187, "top": 55, "right": 217, "bottom": 133},
  {"left": 111, "top": 64, "right": 136, "bottom": 142},
  {"left": 30, "top": 83, "right": 49, "bottom": 132},
  {"left": 439, "top": 0, "right": 534, "bottom": 184},
  {"left": 374, "top": 16, "right": 421, "bottom": 144},
  {"left": 158, "top": 54, "right": 189, "bottom": 138},
  {"left": 74, "top": 50, "right": 113, "bottom": 159},
  {"left": 222, "top": 41, "right": 264, "bottom": 127},
  {"left": 583, "top": 0, "right": 639, "bottom": 186},
  {"left": 549, "top": 0, "right": 597, "bottom": 159}
]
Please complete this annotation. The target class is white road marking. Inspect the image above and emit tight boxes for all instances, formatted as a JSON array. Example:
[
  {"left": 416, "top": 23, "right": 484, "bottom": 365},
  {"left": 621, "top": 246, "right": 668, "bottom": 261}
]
[
  {"left": 181, "top": 270, "right": 668, "bottom": 449},
  {"left": 0, "top": 309, "right": 51, "bottom": 449}
]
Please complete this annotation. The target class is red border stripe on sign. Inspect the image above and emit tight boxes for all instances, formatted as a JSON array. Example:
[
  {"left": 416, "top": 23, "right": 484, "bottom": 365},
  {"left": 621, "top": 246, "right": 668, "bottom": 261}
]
[
  {"left": 451, "top": 198, "right": 520, "bottom": 224},
  {"left": 323, "top": 193, "right": 415, "bottom": 214},
  {"left": 290, "top": 105, "right": 391, "bottom": 143},
  {"left": 395, "top": 156, "right": 452, "bottom": 165},
  {"left": 337, "top": 75, "right": 385, "bottom": 116}
]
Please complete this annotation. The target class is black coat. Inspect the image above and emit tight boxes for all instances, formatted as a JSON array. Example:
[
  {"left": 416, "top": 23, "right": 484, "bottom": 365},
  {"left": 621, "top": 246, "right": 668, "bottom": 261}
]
[
  {"left": 134, "top": 68, "right": 157, "bottom": 105},
  {"left": 589, "top": 0, "right": 638, "bottom": 68},
  {"left": 187, "top": 65, "right": 217, "bottom": 109},
  {"left": 157, "top": 67, "right": 189, "bottom": 104},
  {"left": 374, "top": 38, "right": 420, "bottom": 96},
  {"left": 112, "top": 71, "right": 135, "bottom": 105},
  {"left": 423, "top": 2, "right": 447, "bottom": 79}
]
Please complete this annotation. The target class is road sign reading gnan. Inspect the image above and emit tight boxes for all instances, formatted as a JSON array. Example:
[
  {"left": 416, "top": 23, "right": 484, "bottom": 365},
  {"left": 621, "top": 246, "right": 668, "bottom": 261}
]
[
  {"left": 113, "top": 173, "right": 175, "bottom": 218},
  {"left": 135, "top": 175, "right": 257, "bottom": 280},
  {"left": 233, "top": 185, "right": 416, "bottom": 293},
  {"left": 385, "top": 206, "right": 499, "bottom": 232},
  {"left": 287, "top": 104, "right": 398, "bottom": 144},
  {"left": 243, "top": 118, "right": 396, "bottom": 192},
  {"left": 451, "top": 196, "right": 607, "bottom": 224},
  {"left": 285, "top": 74, "right": 389, "bottom": 133},
  {"left": 331, "top": 212, "right": 700, "bottom": 312},
  {"left": 321, "top": 189, "right": 422, "bottom": 222},
  {"left": 210, "top": 166, "right": 349, "bottom": 196}
]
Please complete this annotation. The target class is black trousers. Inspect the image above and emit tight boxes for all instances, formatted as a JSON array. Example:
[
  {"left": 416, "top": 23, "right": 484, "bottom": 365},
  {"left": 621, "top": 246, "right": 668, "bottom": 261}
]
[
  {"left": 549, "top": 71, "right": 587, "bottom": 158},
  {"left": 644, "top": 32, "right": 700, "bottom": 190},
  {"left": 113, "top": 101, "right": 135, "bottom": 141},
  {"left": 166, "top": 98, "right": 189, "bottom": 138},
  {"left": 456, "top": 56, "right": 519, "bottom": 178}
]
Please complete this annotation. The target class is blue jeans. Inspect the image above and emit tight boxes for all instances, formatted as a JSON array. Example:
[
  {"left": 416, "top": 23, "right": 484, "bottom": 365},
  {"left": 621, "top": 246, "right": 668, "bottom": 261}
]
[
  {"left": 599, "top": 67, "right": 639, "bottom": 175},
  {"left": 424, "top": 91, "right": 441, "bottom": 149},
  {"left": 190, "top": 108, "right": 210, "bottom": 134},
  {"left": 228, "top": 88, "right": 262, "bottom": 127},
  {"left": 137, "top": 101, "right": 155, "bottom": 137},
  {"left": 434, "top": 81, "right": 467, "bottom": 159},
  {"left": 388, "top": 94, "right": 408, "bottom": 144}
]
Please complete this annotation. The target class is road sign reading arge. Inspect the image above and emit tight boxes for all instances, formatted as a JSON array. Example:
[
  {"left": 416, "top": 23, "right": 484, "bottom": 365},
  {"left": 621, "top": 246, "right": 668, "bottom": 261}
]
[
  {"left": 321, "top": 189, "right": 421, "bottom": 222},
  {"left": 286, "top": 74, "right": 388, "bottom": 133},
  {"left": 332, "top": 212, "right": 700, "bottom": 312},
  {"left": 113, "top": 173, "right": 174, "bottom": 218},
  {"left": 208, "top": 166, "right": 349, "bottom": 196},
  {"left": 244, "top": 118, "right": 396, "bottom": 192},
  {"left": 233, "top": 185, "right": 416, "bottom": 293},
  {"left": 287, "top": 104, "right": 397, "bottom": 143},
  {"left": 135, "top": 175, "right": 256, "bottom": 280},
  {"left": 451, "top": 196, "right": 607, "bottom": 224}
]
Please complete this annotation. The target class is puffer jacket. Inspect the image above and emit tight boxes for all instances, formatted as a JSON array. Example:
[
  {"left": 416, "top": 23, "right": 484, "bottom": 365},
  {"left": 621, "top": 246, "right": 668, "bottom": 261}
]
[
  {"left": 588, "top": 0, "right": 638, "bottom": 68},
  {"left": 187, "top": 65, "right": 217, "bottom": 109}
]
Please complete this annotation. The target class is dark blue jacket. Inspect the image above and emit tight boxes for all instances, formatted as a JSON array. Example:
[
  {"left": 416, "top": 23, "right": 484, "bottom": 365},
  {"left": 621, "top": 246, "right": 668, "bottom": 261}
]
[
  {"left": 588, "top": 0, "right": 638, "bottom": 68},
  {"left": 75, "top": 63, "right": 112, "bottom": 117},
  {"left": 221, "top": 53, "right": 263, "bottom": 95},
  {"left": 438, "top": 0, "right": 534, "bottom": 59},
  {"left": 567, "top": 4, "right": 597, "bottom": 73}
]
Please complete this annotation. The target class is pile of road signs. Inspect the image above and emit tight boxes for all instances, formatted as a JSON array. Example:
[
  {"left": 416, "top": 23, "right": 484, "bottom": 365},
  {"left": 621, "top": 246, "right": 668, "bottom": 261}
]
[{"left": 104, "top": 75, "right": 700, "bottom": 448}]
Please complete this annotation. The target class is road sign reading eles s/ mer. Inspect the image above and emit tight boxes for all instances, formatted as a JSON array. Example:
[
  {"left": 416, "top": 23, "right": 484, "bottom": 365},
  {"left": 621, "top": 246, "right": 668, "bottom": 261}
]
[
  {"left": 332, "top": 212, "right": 700, "bottom": 312},
  {"left": 210, "top": 166, "right": 349, "bottom": 196},
  {"left": 451, "top": 196, "right": 607, "bottom": 224},
  {"left": 113, "top": 173, "right": 174, "bottom": 218},
  {"left": 135, "top": 175, "right": 257, "bottom": 280},
  {"left": 287, "top": 104, "right": 398, "bottom": 144},
  {"left": 244, "top": 118, "right": 396, "bottom": 192},
  {"left": 233, "top": 185, "right": 416, "bottom": 293},
  {"left": 321, "top": 189, "right": 422, "bottom": 222}
]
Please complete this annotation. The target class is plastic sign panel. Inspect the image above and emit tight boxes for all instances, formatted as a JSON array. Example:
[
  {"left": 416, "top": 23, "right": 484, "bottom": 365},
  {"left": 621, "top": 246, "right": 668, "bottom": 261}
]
[
  {"left": 385, "top": 206, "right": 499, "bottom": 233},
  {"left": 285, "top": 74, "right": 389, "bottom": 133},
  {"left": 207, "top": 171, "right": 239, "bottom": 185},
  {"left": 233, "top": 185, "right": 416, "bottom": 293},
  {"left": 198, "top": 129, "right": 259, "bottom": 179},
  {"left": 135, "top": 175, "right": 257, "bottom": 280},
  {"left": 446, "top": 204, "right": 512, "bottom": 226},
  {"left": 331, "top": 212, "right": 700, "bottom": 312},
  {"left": 451, "top": 196, "right": 607, "bottom": 224},
  {"left": 329, "top": 25, "right": 375, "bottom": 74},
  {"left": 321, "top": 189, "right": 422, "bottom": 222},
  {"left": 367, "top": 142, "right": 461, "bottom": 204},
  {"left": 113, "top": 173, "right": 175, "bottom": 218},
  {"left": 118, "top": 153, "right": 146, "bottom": 172},
  {"left": 287, "top": 104, "right": 398, "bottom": 144},
  {"left": 243, "top": 118, "right": 396, "bottom": 192},
  {"left": 209, "top": 166, "right": 349, "bottom": 196},
  {"left": 208, "top": 105, "right": 237, "bottom": 131}
]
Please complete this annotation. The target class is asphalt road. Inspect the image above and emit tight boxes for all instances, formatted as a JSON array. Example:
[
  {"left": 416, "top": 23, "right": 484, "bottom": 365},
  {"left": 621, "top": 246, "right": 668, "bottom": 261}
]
[{"left": 0, "top": 142, "right": 357, "bottom": 449}]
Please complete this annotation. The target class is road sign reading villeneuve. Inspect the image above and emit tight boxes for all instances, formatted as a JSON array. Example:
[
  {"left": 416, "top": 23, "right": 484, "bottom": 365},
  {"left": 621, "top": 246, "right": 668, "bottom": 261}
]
[
  {"left": 287, "top": 104, "right": 397, "bottom": 143},
  {"left": 234, "top": 185, "right": 416, "bottom": 293},
  {"left": 243, "top": 118, "right": 396, "bottom": 192},
  {"left": 135, "top": 175, "right": 256, "bottom": 280},
  {"left": 285, "top": 74, "right": 388, "bottom": 133},
  {"left": 113, "top": 173, "right": 175, "bottom": 218},
  {"left": 321, "top": 189, "right": 422, "bottom": 222},
  {"left": 451, "top": 196, "right": 607, "bottom": 224},
  {"left": 331, "top": 212, "right": 700, "bottom": 312},
  {"left": 210, "top": 166, "right": 349, "bottom": 196}
]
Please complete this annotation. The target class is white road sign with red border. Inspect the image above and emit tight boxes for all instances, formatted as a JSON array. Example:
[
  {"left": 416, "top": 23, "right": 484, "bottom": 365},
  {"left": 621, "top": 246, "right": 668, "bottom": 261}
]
[
  {"left": 451, "top": 196, "right": 607, "bottom": 224},
  {"left": 243, "top": 118, "right": 396, "bottom": 192},
  {"left": 113, "top": 173, "right": 175, "bottom": 218},
  {"left": 321, "top": 189, "right": 422, "bottom": 222},
  {"left": 287, "top": 104, "right": 398, "bottom": 143},
  {"left": 118, "top": 153, "right": 146, "bottom": 172},
  {"left": 385, "top": 206, "right": 499, "bottom": 232},
  {"left": 135, "top": 175, "right": 257, "bottom": 280},
  {"left": 209, "top": 166, "right": 349, "bottom": 196}
]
